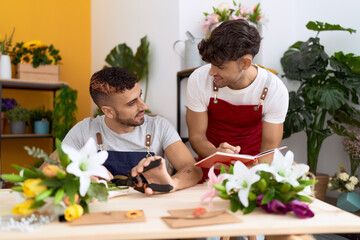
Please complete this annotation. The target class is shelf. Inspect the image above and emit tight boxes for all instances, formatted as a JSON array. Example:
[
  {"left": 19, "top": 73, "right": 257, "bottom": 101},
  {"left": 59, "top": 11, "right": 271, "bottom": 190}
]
[
  {"left": 1, "top": 134, "right": 53, "bottom": 139},
  {"left": 0, "top": 78, "right": 68, "bottom": 90}
]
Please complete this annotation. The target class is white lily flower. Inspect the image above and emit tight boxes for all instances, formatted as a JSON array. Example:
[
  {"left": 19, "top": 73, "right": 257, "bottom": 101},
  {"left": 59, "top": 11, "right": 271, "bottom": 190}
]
[
  {"left": 223, "top": 161, "right": 261, "bottom": 207},
  {"left": 62, "top": 138, "right": 109, "bottom": 197},
  {"left": 269, "top": 149, "right": 309, "bottom": 187}
]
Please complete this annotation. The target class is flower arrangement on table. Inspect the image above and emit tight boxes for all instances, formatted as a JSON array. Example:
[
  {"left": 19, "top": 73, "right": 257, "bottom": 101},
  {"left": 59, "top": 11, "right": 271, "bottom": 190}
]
[
  {"left": 328, "top": 165, "right": 360, "bottom": 192},
  {"left": 202, "top": 1, "right": 263, "bottom": 38},
  {"left": 1, "top": 138, "right": 115, "bottom": 222},
  {"left": 202, "top": 149, "right": 316, "bottom": 218},
  {"left": 11, "top": 40, "right": 61, "bottom": 68}
]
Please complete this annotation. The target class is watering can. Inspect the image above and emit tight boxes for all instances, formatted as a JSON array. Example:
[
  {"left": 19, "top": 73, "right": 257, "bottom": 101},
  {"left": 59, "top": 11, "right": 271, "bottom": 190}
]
[{"left": 173, "top": 31, "right": 204, "bottom": 70}]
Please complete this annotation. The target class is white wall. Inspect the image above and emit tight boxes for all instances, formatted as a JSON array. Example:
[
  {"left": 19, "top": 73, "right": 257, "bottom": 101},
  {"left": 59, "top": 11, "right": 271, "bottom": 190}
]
[
  {"left": 91, "top": 0, "right": 180, "bottom": 125},
  {"left": 92, "top": 0, "right": 360, "bottom": 195}
]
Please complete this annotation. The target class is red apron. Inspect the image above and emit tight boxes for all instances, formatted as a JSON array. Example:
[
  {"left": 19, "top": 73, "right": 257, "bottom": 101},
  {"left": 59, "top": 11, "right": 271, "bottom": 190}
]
[{"left": 197, "top": 71, "right": 271, "bottom": 183}]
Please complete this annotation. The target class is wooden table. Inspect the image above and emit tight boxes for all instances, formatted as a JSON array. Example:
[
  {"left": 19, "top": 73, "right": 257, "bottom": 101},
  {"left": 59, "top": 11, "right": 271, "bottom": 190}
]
[{"left": 1, "top": 185, "right": 360, "bottom": 239}]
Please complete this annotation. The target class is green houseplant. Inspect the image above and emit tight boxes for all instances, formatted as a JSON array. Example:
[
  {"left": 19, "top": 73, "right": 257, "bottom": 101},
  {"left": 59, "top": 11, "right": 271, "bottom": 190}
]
[
  {"left": 103, "top": 36, "right": 149, "bottom": 102},
  {"left": 53, "top": 85, "right": 78, "bottom": 141},
  {"left": 281, "top": 21, "right": 360, "bottom": 175},
  {"left": 6, "top": 105, "right": 30, "bottom": 134},
  {"left": 29, "top": 106, "right": 53, "bottom": 134}
]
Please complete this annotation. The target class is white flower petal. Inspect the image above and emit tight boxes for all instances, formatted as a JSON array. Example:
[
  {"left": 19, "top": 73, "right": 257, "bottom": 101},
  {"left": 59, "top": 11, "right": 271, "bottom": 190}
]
[
  {"left": 79, "top": 176, "right": 91, "bottom": 197},
  {"left": 238, "top": 188, "right": 250, "bottom": 207}
]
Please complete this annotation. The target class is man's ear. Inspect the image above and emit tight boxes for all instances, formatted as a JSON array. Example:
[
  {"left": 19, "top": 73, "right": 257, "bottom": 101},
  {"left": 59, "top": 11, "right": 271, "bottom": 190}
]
[
  {"left": 239, "top": 55, "right": 253, "bottom": 70},
  {"left": 101, "top": 106, "right": 115, "bottom": 119}
]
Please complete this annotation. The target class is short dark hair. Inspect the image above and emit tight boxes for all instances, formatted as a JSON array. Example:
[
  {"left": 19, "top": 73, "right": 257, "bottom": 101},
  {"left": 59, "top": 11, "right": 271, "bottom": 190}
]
[
  {"left": 198, "top": 19, "right": 261, "bottom": 66},
  {"left": 90, "top": 67, "right": 137, "bottom": 107}
]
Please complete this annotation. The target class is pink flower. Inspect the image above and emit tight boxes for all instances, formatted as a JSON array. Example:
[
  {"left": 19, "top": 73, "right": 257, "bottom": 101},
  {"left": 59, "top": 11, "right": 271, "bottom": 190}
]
[{"left": 201, "top": 166, "right": 225, "bottom": 209}]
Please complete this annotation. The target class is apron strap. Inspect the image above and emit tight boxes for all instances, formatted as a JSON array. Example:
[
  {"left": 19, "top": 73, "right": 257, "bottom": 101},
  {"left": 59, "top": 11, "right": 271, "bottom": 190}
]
[
  {"left": 254, "top": 70, "right": 272, "bottom": 111},
  {"left": 212, "top": 81, "right": 219, "bottom": 104}
]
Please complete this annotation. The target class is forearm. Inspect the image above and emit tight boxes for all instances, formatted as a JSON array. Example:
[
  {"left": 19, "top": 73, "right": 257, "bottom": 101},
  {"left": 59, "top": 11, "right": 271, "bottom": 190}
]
[
  {"left": 189, "top": 135, "right": 217, "bottom": 159},
  {"left": 171, "top": 165, "right": 203, "bottom": 191}
]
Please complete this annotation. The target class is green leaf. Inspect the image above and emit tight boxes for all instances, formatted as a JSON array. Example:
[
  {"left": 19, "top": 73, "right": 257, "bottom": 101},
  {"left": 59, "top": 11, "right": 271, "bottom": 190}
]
[
  {"left": 56, "top": 138, "right": 70, "bottom": 167},
  {"left": 213, "top": 184, "right": 226, "bottom": 193},
  {"left": 280, "top": 183, "right": 291, "bottom": 193},
  {"left": 262, "top": 188, "right": 275, "bottom": 204},
  {"left": 1, "top": 174, "right": 24, "bottom": 183},
  {"left": 30, "top": 200, "right": 46, "bottom": 209},
  {"left": 218, "top": 192, "right": 230, "bottom": 199},
  {"left": 295, "top": 195, "right": 313, "bottom": 203},
  {"left": 230, "top": 197, "right": 240, "bottom": 212},
  {"left": 306, "top": 85, "right": 346, "bottom": 111},
  {"left": 243, "top": 200, "right": 257, "bottom": 215},
  {"left": 11, "top": 185, "right": 24, "bottom": 192},
  {"left": 256, "top": 178, "right": 267, "bottom": 192},
  {"left": 64, "top": 178, "right": 79, "bottom": 205},
  {"left": 306, "top": 21, "right": 356, "bottom": 35},
  {"left": 40, "top": 178, "right": 66, "bottom": 187},
  {"left": 220, "top": 164, "right": 227, "bottom": 174},
  {"left": 87, "top": 182, "right": 108, "bottom": 202},
  {"left": 133, "top": 36, "right": 149, "bottom": 82},
  {"left": 35, "top": 189, "right": 53, "bottom": 202},
  {"left": 105, "top": 43, "right": 134, "bottom": 70},
  {"left": 54, "top": 188, "right": 65, "bottom": 205},
  {"left": 248, "top": 191, "right": 257, "bottom": 201}
]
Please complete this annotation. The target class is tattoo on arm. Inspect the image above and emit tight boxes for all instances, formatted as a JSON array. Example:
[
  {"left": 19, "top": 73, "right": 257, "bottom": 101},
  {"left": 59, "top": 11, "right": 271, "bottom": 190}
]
[{"left": 183, "top": 169, "right": 192, "bottom": 174}]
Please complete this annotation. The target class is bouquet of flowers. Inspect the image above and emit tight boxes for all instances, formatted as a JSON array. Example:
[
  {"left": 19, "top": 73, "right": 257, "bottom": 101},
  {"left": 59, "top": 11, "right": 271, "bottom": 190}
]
[
  {"left": 202, "top": 1, "right": 263, "bottom": 37},
  {"left": 202, "top": 149, "right": 316, "bottom": 218},
  {"left": 1, "top": 98, "right": 18, "bottom": 112},
  {"left": 11, "top": 40, "right": 61, "bottom": 68},
  {"left": 342, "top": 127, "right": 360, "bottom": 176},
  {"left": 328, "top": 165, "right": 360, "bottom": 192},
  {"left": 1, "top": 138, "right": 112, "bottom": 222}
]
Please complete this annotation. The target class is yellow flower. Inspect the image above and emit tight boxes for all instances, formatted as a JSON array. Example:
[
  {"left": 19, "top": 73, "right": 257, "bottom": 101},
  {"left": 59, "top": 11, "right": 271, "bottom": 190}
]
[
  {"left": 20, "top": 53, "right": 33, "bottom": 63},
  {"left": 64, "top": 204, "right": 83, "bottom": 221},
  {"left": 48, "top": 55, "right": 56, "bottom": 65},
  {"left": 23, "top": 178, "right": 47, "bottom": 197},
  {"left": 23, "top": 40, "right": 44, "bottom": 49},
  {"left": 43, "top": 164, "right": 66, "bottom": 178},
  {"left": 12, "top": 199, "right": 37, "bottom": 215}
]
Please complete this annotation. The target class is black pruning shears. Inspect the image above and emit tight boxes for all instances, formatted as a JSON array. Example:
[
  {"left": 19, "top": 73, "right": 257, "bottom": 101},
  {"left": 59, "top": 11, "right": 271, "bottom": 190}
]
[{"left": 113, "top": 159, "right": 174, "bottom": 193}]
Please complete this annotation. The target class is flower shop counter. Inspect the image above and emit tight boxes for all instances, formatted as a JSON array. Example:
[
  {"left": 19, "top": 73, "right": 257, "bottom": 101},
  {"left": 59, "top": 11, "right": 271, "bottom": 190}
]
[{"left": 1, "top": 185, "right": 360, "bottom": 239}]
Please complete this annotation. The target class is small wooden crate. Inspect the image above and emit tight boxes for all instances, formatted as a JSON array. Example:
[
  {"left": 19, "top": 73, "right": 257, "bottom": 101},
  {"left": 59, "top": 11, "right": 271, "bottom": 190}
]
[{"left": 16, "top": 63, "right": 60, "bottom": 81}]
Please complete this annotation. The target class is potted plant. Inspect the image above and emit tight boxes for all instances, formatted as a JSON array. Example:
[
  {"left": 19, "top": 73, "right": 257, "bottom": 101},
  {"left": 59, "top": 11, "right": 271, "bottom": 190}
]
[
  {"left": 0, "top": 28, "right": 15, "bottom": 79},
  {"left": 328, "top": 165, "right": 360, "bottom": 212},
  {"left": 103, "top": 36, "right": 150, "bottom": 102},
  {"left": 6, "top": 105, "right": 30, "bottom": 134},
  {"left": 201, "top": 1, "right": 263, "bottom": 38},
  {"left": 53, "top": 85, "right": 78, "bottom": 141},
  {"left": 11, "top": 40, "right": 61, "bottom": 81},
  {"left": 1, "top": 97, "right": 18, "bottom": 133},
  {"left": 281, "top": 21, "right": 360, "bottom": 200},
  {"left": 29, "top": 105, "right": 53, "bottom": 134}
]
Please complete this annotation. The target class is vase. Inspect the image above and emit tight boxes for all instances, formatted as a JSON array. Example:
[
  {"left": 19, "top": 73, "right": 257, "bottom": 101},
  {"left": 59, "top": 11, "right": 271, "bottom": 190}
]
[
  {"left": 0, "top": 54, "right": 12, "bottom": 79},
  {"left": 314, "top": 174, "right": 329, "bottom": 201},
  {"left": 10, "top": 121, "right": 26, "bottom": 134},
  {"left": 336, "top": 192, "right": 360, "bottom": 212},
  {"left": 34, "top": 119, "right": 49, "bottom": 134},
  {"left": 1, "top": 112, "right": 6, "bottom": 134}
]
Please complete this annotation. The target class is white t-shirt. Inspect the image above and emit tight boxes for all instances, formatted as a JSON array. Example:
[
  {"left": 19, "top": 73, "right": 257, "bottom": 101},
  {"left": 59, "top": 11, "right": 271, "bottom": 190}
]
[
  {"left": 186, "top": 64, "right": 289, "bottom": 124},
  {"left": 62, "top": 115, "right": 181, "bottom": 158}
]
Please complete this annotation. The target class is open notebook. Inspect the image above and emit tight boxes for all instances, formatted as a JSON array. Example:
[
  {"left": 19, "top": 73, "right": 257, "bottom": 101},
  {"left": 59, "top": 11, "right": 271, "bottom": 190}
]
[{"left": 195, "top": 146, "right": 287, "bottom": 168}]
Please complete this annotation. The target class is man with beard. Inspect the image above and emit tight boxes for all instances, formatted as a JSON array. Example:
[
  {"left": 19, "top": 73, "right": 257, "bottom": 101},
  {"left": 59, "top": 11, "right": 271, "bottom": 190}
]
[
  {"left": 186, "top": 19, "right": 289, "bottom": 183},
  {"left": 62, "top": 67, "right": 202, "bottom": 195}
]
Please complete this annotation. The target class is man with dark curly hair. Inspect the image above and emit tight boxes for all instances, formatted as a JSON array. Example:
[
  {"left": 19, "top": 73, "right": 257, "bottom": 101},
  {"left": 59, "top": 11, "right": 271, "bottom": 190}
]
[
  {"left": 186, "top": 19, "right": 289, "bottom": 183},
  {"left": 62, "top": 67, "right": 202, "bottom": 195}
]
